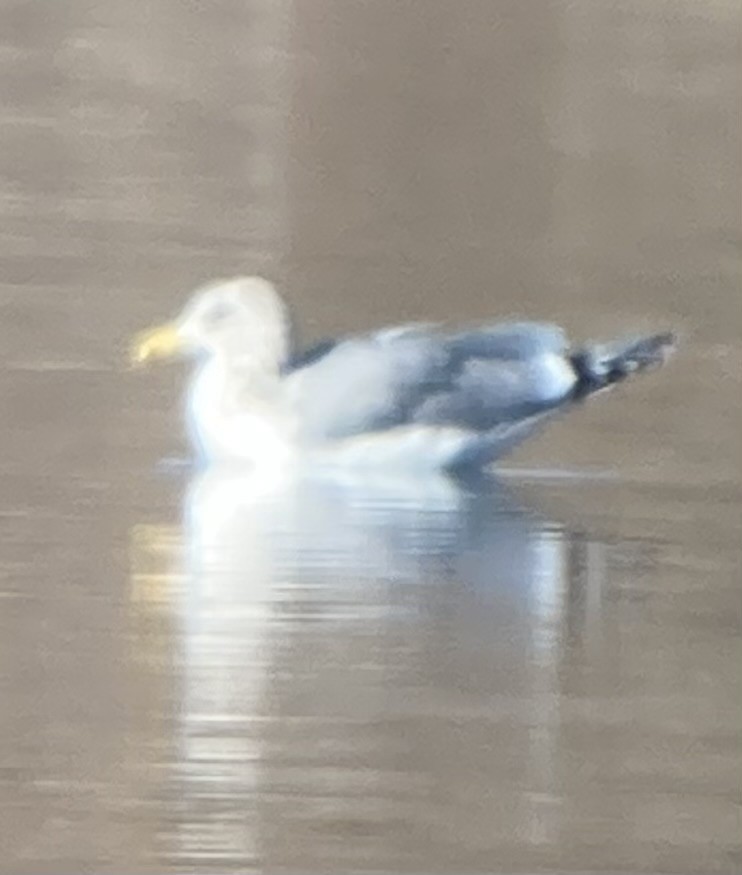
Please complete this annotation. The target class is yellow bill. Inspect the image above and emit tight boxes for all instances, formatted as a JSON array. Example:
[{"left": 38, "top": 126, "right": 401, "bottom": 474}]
[{"left": 130, "top": 322, "right": 182, "bottom": 367}]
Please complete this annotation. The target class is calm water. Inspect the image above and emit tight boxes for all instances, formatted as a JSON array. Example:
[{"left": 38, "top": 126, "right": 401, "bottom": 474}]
[{"left": 0, "top": 2, "right": 740, "bottom": 873}]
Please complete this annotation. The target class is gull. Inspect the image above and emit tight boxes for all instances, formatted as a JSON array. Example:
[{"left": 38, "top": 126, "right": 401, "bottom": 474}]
[{"left": 132, "top": 276, "right": 675, "bottom": 472}]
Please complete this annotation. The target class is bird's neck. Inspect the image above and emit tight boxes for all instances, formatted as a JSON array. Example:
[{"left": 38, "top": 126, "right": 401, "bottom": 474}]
[
  {"left": 208, "top": 351, "right": 283, "bottom": 407},
  {"left": 224, "top": 319, "right": 289, "bottom": 374}
]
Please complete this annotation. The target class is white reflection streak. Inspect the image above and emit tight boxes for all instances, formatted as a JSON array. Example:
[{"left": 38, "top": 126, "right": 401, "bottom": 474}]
[
  {"left": 175, "top": 465, "right": 472, "bottom": 864},
  {"left": 525, "top": 530, "right": 568, "bottom": 846},
  {"left": 174, "top": 468, "right": 281, "bottom": 866}
]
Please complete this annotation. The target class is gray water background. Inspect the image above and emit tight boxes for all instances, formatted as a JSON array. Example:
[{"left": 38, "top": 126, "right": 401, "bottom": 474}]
[{"left": 0, "top": 2, "right": 739, "bottom": 872}]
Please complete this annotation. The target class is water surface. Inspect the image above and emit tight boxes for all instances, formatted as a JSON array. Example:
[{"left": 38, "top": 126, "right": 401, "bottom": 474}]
[{"left": 0, "top": 1, "right": 740, "bottom": 872}]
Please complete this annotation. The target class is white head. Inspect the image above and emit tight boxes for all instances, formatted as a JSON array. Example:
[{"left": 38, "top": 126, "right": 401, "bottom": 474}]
[{"left": 133, "top": 276, "right": 289, "bottom": 372}]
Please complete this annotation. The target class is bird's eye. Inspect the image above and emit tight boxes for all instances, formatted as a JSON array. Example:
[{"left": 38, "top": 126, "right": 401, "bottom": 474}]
[{"left": 206, "top": 302, "right": 233, "bottom": 323}]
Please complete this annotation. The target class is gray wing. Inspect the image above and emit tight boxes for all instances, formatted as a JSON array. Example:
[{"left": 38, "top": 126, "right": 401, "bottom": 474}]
[{"left": 283, "top": 321, "right": 577, "bottom": 442}]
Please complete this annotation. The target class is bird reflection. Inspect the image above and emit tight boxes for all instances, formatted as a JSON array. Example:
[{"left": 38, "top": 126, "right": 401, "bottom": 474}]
[{"left": 129, "top": 469, "right": 601, "bottom": 868}]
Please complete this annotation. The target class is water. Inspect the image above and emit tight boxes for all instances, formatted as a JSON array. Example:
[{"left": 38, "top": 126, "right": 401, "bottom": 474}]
[{"left": 0, "top": 2, "right": 740, "bottom": 873}]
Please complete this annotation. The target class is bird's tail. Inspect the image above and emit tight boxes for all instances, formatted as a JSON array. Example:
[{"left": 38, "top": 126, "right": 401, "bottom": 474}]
[{"left": 570, "top": 331, "right": 676, "bottom": 399}]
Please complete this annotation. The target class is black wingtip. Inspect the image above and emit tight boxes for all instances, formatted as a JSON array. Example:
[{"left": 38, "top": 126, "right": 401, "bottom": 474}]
[
  {"left": 570, "top": 330, "right": 677, "bottom": 400},
  {"left": 631, "top": 330, "right": 678, "bottom": 367}
]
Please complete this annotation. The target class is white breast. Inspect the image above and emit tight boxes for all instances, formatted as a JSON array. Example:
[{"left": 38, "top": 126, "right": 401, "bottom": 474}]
[{"left": 187, "top": 361, "right": 296, "bottom": 467}]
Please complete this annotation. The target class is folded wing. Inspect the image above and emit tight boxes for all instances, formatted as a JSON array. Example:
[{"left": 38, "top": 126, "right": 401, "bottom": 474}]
[{"left": 283, "top": 322, "right": 578, "bottom": 444}]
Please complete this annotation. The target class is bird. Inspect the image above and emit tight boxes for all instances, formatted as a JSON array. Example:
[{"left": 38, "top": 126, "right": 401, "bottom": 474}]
[{"left": 131, "top": 276, "right": 675, "bottom": 473}]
